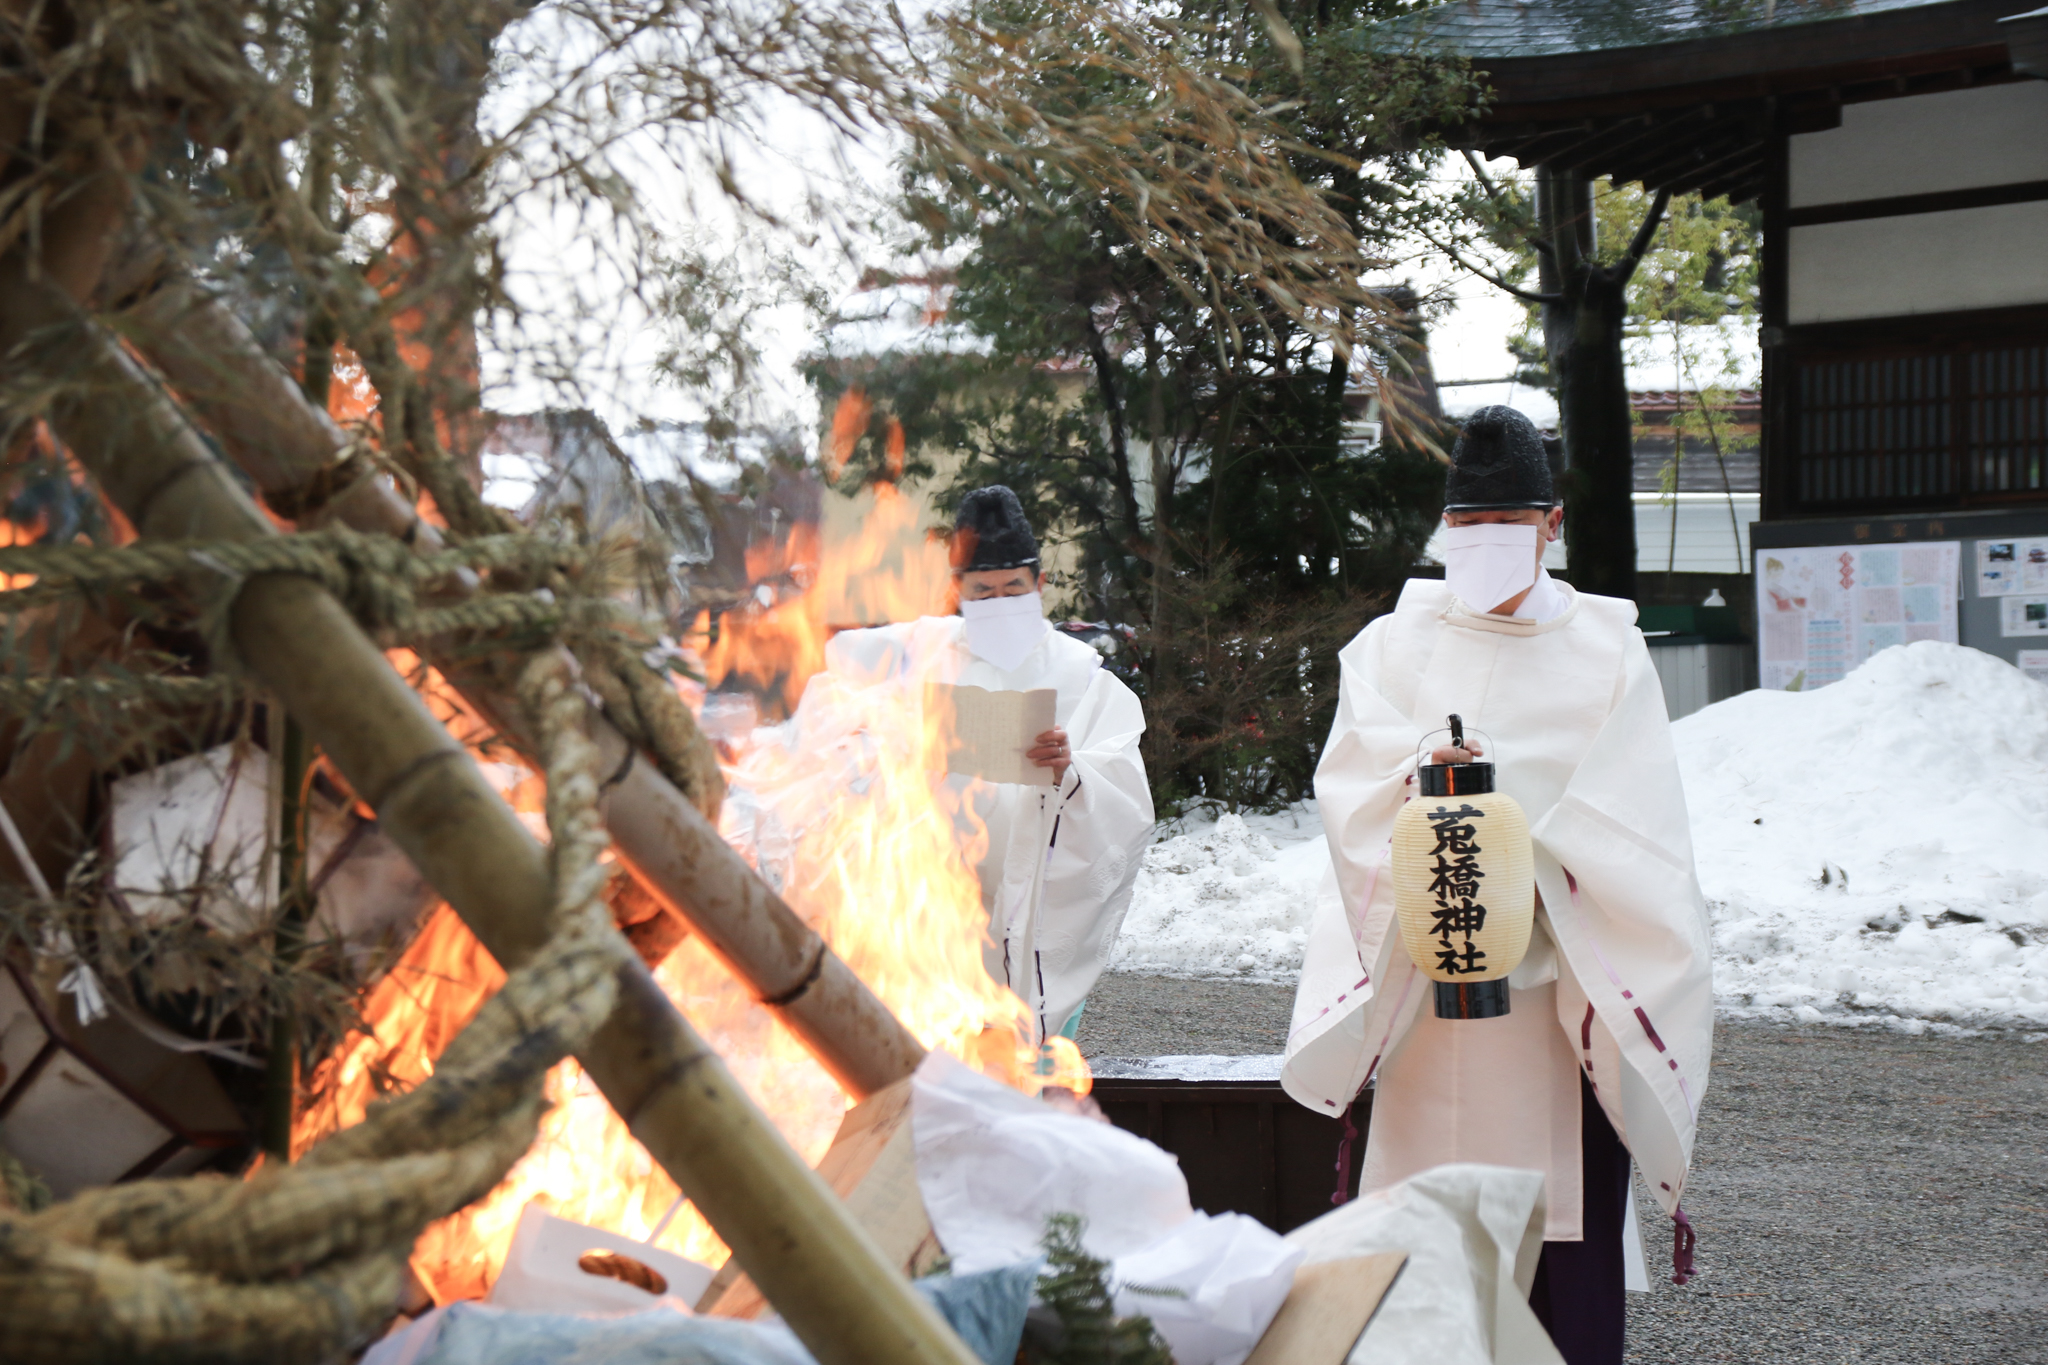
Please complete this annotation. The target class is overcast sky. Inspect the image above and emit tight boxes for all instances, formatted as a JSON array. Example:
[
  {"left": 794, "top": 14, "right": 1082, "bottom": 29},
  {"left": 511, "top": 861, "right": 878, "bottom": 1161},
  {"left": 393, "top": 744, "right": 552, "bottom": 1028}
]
[{"left": 476, "top": 58, "right": 1761, "bottom": 503}]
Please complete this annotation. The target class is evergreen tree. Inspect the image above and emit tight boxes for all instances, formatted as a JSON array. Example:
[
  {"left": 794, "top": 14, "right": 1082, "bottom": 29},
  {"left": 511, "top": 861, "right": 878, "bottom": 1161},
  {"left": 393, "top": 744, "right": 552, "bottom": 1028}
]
[{"left": 818, "top": 0, "right": 1476, "bottom": 808}]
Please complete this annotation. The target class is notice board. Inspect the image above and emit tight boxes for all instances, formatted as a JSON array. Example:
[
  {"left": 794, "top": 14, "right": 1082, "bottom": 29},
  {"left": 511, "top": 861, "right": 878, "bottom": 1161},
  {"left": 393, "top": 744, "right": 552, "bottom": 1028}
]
[{"left": 1755, "top": 541, "right": 1960, "bottom": 691}]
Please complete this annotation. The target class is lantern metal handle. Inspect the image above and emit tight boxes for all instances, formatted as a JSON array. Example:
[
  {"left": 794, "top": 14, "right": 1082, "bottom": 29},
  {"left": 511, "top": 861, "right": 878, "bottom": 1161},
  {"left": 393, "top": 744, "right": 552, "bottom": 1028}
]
[{"left": 1414, "top": 720, "right": 1497, "bottom": 770}]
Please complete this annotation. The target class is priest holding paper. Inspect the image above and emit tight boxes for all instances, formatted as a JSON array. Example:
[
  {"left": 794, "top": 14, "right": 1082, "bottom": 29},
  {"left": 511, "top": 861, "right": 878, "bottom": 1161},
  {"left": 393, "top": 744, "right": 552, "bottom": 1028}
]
[
  {"left": 1281, "top": 408, "right": 1713, "bottom": 1365},
  {"left": 807, "top": 486, "right": 1153, "bottom": 1043}
]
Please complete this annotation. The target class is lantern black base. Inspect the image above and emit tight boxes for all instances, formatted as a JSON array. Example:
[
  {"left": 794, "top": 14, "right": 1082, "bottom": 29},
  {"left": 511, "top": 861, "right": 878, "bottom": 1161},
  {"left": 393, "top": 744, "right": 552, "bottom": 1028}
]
[{"left": 1434, "top": 980, "right": 1510, "bottom": 1019}]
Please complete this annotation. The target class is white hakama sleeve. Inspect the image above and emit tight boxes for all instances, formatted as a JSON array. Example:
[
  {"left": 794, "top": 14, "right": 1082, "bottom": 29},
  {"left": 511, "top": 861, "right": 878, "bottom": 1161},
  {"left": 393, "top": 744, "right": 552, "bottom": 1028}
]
[
  {"left": 1531, "top": 632, "right": 1714, "bottom": 1217},
  {"left": 1028, "top": 668, "right": 1153, "bottom": 1034},
  {"left": 1282, "top": 617, "right": 1428, "bottom": 1116}
]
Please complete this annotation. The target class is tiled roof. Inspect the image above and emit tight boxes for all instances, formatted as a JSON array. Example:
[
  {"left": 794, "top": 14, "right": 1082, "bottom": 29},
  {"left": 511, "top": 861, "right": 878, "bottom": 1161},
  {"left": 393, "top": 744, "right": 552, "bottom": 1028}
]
[
  {"left": 1384, "top": 0, "right": 1957, "bottom": 61},
  {"left": 1632, "top": 389, "right": 1762, "bottom": 409}
]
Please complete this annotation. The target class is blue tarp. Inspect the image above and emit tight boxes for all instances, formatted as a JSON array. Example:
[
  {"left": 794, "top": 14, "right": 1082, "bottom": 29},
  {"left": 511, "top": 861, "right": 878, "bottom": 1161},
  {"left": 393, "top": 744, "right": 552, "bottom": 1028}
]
[{"left": 377, "top": 1260, "right": 1040, "bottom": 1365}]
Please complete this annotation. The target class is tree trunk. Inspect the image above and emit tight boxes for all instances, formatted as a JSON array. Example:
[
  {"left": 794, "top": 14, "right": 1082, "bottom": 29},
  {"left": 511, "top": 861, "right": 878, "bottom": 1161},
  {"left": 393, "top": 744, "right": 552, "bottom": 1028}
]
[
  {"left": 1552, "top": 270, "right": 1637, "bottom": 601},
  {"left": 1536, "top": 167, "right": 1649, "bottom": 604},
  {"left": 1083, "top": 312, "right": 1145, "bottom": 552}
]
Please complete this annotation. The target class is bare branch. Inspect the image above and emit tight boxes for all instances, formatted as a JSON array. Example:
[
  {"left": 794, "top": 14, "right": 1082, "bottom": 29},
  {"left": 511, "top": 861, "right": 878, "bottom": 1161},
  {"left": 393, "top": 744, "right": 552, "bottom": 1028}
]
[
  {"left": 1417, "top": 229, "right": 1564, "bottom": 306},
  {"left": 1617, "top": 185, "right": 1675, "bottom": 284},
  {"left": 1460, "top": 149, "right": 1554, "bottom": 261}
]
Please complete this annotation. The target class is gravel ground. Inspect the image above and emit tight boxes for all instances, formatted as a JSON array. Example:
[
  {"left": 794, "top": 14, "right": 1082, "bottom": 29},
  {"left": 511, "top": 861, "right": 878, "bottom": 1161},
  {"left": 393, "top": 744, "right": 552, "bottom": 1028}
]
[
  {"left": 1075, "top": 972, "right": 1300, "bottom": 1057},
  {"left": 1077, "top": 973, "right": 2048, "bottom": 1364}
]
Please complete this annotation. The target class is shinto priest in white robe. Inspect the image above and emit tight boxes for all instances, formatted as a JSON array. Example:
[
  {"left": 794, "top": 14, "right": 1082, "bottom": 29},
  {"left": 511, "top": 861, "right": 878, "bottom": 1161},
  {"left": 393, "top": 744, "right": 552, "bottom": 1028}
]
[
  {"left": 1282, "top": 577, "right": 1713, "bottom": 1245},
  {"left": 799, "top": 613, "right": 1153, "bottom": 1040}
]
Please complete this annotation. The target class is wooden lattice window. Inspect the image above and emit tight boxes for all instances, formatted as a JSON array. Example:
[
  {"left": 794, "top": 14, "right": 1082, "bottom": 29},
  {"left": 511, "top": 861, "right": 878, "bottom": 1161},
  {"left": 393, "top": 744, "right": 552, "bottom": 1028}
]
[
  {"left": 1786, "top": 336, "right": 2048, "bottom": 512},
  {"left": 1794, "top": 354, "right": 1952, "bottom": 506},
  {"left": 1967, "top": 344, "right": 2048, "bottom": 497}
]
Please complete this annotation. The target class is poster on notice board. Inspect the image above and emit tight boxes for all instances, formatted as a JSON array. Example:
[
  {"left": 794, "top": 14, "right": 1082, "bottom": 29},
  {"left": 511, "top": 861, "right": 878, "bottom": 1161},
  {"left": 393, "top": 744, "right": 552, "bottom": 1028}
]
[
  {"left": 1755, "top": 542, "right": 1959, "bottom": 691},
  {"left": 1974, "top": 538, "right": 2048, "bottom": 637}
]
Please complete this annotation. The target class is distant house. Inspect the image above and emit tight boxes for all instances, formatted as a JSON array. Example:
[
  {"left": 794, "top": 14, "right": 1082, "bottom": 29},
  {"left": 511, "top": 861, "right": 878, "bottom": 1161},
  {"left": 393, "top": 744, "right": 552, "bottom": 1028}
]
[
  {"left": 1394, "top": 0, "right": 2048, "bottom": 689},
  {"left": 1630, "top": 389, "right": 1760, "bottom": 579}
]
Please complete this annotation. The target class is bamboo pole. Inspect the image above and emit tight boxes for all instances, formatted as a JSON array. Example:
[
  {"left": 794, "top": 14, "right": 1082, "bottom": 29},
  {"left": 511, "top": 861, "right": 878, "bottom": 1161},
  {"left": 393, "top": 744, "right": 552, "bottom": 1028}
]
[
  {"left": 106, "top": 254, "right": 928, "bottom": 1099},
  {"left": 2, "top": 249, "right": 977, "bottom": 1365}
]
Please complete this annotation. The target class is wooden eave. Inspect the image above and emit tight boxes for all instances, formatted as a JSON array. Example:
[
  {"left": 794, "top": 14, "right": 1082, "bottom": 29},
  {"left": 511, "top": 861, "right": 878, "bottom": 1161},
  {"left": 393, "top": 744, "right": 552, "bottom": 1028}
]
[{"left": 1437, "top": 0, "right": 2031, "bottom": 202}]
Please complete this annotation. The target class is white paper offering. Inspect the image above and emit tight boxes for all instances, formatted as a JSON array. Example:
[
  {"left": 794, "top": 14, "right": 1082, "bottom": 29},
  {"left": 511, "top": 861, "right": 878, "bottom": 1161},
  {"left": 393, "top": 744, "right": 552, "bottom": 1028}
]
[{"left": 924, "top": 683, "right": 1057, "bottom": 786}]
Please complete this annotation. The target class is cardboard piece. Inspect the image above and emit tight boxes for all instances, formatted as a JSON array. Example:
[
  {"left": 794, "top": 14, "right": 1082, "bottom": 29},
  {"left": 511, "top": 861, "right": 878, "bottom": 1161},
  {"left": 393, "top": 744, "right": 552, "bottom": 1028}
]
[
  {"left": 108, "top": 744, "right": 276, "bottom": 933},
  {"left": 925, "top": 684, "right": 1057, "bottom": 786},
  {"left": 698, "top": 1077, "right": 940, "bottom": 1317},
  {"left": 1241, "top": 1252, "right": 1407, "bottom": 1365},
  {"left": 0, "top": 960, "right": 244, "bottom": 1197},
  {"left": 489, "top": 1201, "right": 714, "bottom": 1316},
  {"left": 107, "top": 742, "right": 435, "bottom": 982}
]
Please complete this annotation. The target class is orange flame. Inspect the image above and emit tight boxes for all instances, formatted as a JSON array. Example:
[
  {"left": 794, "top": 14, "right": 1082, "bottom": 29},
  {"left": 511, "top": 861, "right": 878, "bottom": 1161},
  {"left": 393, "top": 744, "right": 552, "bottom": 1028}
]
[
  {"left": 295, "top": 460, "right": 1087, "bottom": 1307},
  {"left": 824, "top": 387, "right": 873, "bottom": 482},
  {"left": 884, "top": 417, "right": 906, "bottom": 481},
  {"left": 0, "top": 516, "right": 43, "bottom": 590}
]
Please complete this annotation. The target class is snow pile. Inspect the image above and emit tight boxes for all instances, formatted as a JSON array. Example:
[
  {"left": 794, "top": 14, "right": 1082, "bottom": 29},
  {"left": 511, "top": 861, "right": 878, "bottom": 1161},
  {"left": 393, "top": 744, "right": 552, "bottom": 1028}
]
[
  {"left": 1109, "top": 805, "right": 1328, "bottom": 981},
  {"left": 1105, "top": 643, "right": 2048, "bottom": 1031},
  {"left": 1673, "top": 641, "right": 2048, "bottom": 1030}
]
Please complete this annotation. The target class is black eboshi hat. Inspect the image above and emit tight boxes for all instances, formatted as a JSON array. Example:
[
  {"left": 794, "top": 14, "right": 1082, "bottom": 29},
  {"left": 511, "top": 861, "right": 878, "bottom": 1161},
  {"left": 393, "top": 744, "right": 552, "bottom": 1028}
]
[
  {"left": 950, "top": 485, "right": 1041, "bottom": 572},
  {"left": 1444, "top": 406, "right": 1558, "bottom": 512}
]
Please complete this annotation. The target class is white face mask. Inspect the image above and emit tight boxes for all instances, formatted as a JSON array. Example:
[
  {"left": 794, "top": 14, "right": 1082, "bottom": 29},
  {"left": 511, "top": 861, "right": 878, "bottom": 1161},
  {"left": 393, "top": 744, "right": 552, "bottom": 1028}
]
[
  {"left": 1441, "top": 522, "right": 1541, "bottom": 614},
  {"left": 959, "top": 590, "right": 1049, "bottom": 671}
]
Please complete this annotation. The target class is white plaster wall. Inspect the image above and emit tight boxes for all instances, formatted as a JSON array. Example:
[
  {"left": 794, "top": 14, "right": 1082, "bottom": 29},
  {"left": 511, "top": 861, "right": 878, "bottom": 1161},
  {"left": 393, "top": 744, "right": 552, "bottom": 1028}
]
[
  {"left": 1787, "top": 202, "right": 2048, "bottom": 323},
  {"left": 1789, "top": 83, "right": 2048, "bottom": 208},
  {"left": 1634, "top": 494, "right": 1759, "bottom": 575}
]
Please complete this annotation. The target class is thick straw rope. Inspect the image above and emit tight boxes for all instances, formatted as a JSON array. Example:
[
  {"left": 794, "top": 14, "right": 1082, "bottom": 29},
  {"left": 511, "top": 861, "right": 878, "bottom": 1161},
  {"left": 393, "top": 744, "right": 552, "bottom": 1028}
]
[
  {"left": 0, "top": 527, "right": 725, "bottom": 815},
  {"left": 0, "top": 529, "right": 585, "bottom": 640},
  {"left": 0, "top": 652, "right": 630, "bottom": 1363}
]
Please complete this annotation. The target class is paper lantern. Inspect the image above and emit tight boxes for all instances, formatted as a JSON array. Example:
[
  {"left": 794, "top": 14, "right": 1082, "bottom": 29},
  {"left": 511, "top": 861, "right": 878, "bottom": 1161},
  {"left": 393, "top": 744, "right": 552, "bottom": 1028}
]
[{"left": 1391, "top": 715, "right": 1534, "bottom": 1019}]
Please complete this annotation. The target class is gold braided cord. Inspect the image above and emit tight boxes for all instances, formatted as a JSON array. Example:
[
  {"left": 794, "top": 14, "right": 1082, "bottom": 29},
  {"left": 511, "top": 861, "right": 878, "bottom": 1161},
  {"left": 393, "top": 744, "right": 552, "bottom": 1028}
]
[
  {"left": 0, "top": 652, "right": 628, "bottom": 1363},
  {"left": 579, "top": 631, "right": 726, "bottom": 820},
  {"left": 0, "top": 525, "right": 669, "bottom": 658}
]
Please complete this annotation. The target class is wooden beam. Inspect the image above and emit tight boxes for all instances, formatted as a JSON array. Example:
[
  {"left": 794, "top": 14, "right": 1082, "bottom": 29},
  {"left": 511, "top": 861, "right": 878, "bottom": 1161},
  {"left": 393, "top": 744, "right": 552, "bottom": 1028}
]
[
  {"left": 1785, "top": 179, "right": 2048, "bottom": 228},
  {"left": 1549, "top": 106, "right": 1723, "bottom": 174},
  {"left": 1692, "top": 163, "right": 1767, "bottom": 205},
  {"left": 1479, "top": 120, "right": 1598, "bottom": 164},
  {"left": 1659, "top": 138, "right": 1771, "bottom": 197},
  {"left": 1603, "top": 123, "right": 1762, "bottom": 192},
  {"left": 1509, "top": 116, "right": 1652, "bottom": 170},
  {"left": 1470, "top": 0, "right": 2020, "bottom": 109},
  {"left": 1470, "top": 35, "right": 2016, "bottom": 129}
]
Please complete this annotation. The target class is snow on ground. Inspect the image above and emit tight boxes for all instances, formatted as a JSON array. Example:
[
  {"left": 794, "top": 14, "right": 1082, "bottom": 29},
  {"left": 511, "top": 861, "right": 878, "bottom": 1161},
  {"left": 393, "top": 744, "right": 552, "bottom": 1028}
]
[
  {"left": 1675, "top": 641, "right": 2048, "bottom": 1031},
  {"left": 1109, "top": 641, "right": 2048, "bottom": 1031},
  {"left": 1108, "top": 803, "right": 1327, "bottom": 983}
]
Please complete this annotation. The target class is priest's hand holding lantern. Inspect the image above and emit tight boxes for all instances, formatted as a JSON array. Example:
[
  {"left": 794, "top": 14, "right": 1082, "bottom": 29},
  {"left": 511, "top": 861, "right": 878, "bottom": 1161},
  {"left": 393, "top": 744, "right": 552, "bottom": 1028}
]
[{"left": 1391, "top": 714, "right": 1535, "bottom": 1020}]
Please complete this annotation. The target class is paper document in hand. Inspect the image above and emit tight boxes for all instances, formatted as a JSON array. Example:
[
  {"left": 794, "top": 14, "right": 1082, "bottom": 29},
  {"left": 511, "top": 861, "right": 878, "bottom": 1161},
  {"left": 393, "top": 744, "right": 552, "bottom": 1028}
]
[{"left": 925, "top": 683, "right": 1057, "bottom": 786}]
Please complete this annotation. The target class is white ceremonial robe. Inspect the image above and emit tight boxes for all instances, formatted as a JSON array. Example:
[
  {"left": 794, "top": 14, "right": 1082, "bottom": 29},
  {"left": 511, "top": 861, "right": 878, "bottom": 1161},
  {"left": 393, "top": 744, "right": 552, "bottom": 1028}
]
[
  {"left": 815, "top": 616, "right": 1154, "bottom": 1039},
  {"left": 1281, "top": 579, "right": 1713, "bottom": 1240}
]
